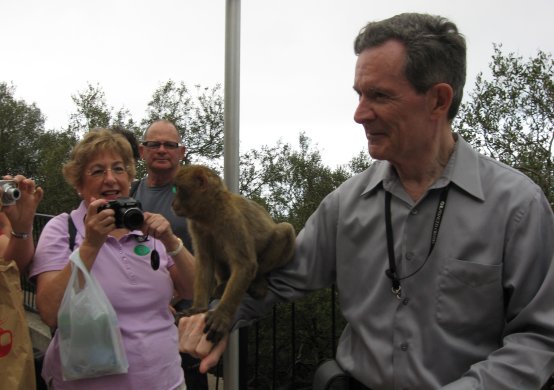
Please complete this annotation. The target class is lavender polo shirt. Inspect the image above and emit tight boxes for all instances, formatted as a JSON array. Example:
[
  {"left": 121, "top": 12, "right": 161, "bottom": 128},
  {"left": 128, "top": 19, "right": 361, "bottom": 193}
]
[{"left": 30, "top": 202, "right": 184, "bottom": 390}]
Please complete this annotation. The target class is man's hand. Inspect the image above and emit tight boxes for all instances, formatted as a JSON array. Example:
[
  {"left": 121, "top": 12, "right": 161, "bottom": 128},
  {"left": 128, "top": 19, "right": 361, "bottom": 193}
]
[{"left": 178, "top": 313, "right": 228, "bottom": 374}]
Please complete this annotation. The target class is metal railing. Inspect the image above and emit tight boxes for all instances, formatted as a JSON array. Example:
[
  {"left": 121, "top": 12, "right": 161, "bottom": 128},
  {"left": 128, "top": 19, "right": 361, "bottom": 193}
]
[
  {"left": 239, "top": 288, "right": 344, "bottom": 389},
  {"left": 21, "top": 213, "right": 53, "bottom": 313}
]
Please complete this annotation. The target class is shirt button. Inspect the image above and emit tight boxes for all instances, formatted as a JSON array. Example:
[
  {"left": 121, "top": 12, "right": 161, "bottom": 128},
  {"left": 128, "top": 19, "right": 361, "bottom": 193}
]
[
  {"left": 410, "top": 208, "right": 418, "bottom": 215},
  {"left": 406, "top": 252, "right": 414, "bottom": 261},
  {"left": 402, "top": 297, "right": 410, "bottom": 305},
  {"left": 400, "top": 342, "right": 409, "bottom": 351}
]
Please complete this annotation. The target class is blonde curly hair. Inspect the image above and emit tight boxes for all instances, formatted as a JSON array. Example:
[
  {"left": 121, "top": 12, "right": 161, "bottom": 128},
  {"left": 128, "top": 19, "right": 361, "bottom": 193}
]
[{"left": 63, "top": 128, "right": 136, "bottom": 189}]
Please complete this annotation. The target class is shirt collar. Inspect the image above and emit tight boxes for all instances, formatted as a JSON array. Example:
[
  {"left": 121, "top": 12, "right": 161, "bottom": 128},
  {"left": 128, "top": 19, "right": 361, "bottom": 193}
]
[
  {"left": 359, "top": 134, "right": 485, "bottom": 201},
  {"left": 360, "top": 160, "right": 390, "bottom": 196},
  {"left": 447, "top": 134, "right": 485, "bottom": 201}
]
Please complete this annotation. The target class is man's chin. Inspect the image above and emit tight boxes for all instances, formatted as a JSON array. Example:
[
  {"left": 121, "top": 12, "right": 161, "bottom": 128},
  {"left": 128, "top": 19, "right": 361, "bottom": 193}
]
[
  {"left": 367, "top": 145, "right": 389, "bottom": 161},
  {"left": 151, "top": 164, "right": 174, "bottom": 173}
]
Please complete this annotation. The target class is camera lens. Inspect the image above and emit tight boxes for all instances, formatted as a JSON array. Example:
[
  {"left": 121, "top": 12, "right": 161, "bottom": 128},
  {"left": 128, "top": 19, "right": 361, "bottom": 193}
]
[
  {"left": 122, "top": 208, "right": 144, "bottom": 230},
  {"left": 6, "top": 187, "right": 21, "bottom": 201},
  {"left": 1, "top": 182, "right": 21, "bottom": 204}
]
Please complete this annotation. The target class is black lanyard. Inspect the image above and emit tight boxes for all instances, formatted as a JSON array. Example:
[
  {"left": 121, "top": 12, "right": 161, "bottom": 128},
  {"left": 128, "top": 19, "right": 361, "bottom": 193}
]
[{"left": 384, "top": 186, "right": 450, "bottom": 299}]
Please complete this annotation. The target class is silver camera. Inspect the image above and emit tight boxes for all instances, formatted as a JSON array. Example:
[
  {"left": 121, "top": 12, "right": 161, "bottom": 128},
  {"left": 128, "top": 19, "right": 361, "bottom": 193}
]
[{"left": 0, "top": 180, "right": 21, "bottom": 206}]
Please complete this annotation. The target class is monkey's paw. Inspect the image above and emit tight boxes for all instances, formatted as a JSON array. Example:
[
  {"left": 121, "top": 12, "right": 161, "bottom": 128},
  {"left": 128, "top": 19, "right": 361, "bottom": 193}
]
[{"left": 204, "top": 309, "right": 233, "bottom": 344}]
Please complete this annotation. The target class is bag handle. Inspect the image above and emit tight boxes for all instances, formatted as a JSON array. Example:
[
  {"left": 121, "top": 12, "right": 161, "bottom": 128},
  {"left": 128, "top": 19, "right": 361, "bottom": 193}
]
[{"left": 67, "top": 249, "right": 95, "bottom": 293}]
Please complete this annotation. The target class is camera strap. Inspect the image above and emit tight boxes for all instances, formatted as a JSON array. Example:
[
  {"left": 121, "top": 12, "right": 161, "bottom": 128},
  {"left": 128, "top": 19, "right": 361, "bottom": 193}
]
[
  {"left": 68, "top": 215, "right": 77, "bottom": 252},
  {"left": 384, "top": 185, "right": 450, "bottom": 299}
]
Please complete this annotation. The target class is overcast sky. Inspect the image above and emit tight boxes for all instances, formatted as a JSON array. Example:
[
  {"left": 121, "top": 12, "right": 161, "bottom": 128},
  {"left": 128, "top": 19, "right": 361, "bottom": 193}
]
[{"left": 1, "top": 0, "right": 553, "bottom": 167}]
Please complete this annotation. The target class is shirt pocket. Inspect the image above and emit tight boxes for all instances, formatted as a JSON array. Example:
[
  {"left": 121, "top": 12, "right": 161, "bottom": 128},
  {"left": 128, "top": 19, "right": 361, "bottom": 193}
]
[{"left": 435, "top": 257, "right": 504, "bottom": 336}]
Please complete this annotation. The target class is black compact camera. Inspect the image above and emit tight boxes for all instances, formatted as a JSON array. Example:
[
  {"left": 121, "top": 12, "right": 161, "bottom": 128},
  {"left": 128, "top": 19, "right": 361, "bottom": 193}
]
[
  {"left": 97, "top": 196, "right": 144, "bottom": 230},
  {"left": 0, "top": 180, "right": 21, "bottom": 206}
]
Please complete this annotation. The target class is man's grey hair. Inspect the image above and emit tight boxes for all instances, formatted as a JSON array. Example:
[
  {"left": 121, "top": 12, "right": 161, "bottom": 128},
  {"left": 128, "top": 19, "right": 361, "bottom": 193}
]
[{"left": 354, "top": 13, "right": 466, "bottom": 121}]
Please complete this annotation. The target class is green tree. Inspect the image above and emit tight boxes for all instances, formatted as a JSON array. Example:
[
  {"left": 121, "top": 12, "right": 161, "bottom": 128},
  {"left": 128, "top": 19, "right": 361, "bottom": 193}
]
[
  {"left": 68, "top": 83, "right": 112, "bottom": 135},
  {"left": 347, "top": 150, "right": 372, "bottom": 174},
  {"left": 240, "top": 133, "right": 350, "bottom": 230},
  {"left": 0, "top": 82, "right": 45, "bottom": 176},
  {"left": 456, "top": 46, "right": 554, "bottom": 207},
  {"left": 0, "top": 82, "right": 82, "bottom": 214},
  {"left": 34, "top": 129, "right": 80, "bottom": 214},
  {"left": 68, "top": 83, "right": 140, "bottom": 135}
]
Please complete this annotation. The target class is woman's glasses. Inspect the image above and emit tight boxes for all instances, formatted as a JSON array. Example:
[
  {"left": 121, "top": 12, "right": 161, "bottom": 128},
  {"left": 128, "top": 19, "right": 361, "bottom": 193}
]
[{"left": 86, "top": 165, "right": 128, "bottom": 178}]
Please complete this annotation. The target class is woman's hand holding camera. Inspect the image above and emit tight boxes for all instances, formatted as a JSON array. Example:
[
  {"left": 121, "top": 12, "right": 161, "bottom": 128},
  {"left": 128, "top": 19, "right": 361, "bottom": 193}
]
[
  {"left": 83, "top": 198, "right": 118, "bottom": 249},
  {"left": 1, "top": 175, "right": 43, "bottom": 236}
]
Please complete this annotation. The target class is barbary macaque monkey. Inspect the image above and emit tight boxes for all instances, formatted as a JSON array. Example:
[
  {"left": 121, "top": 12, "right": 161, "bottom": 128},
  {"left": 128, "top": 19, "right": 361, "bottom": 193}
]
[{"left": 172, "top": 164, "right": 296, "bottom": 343}]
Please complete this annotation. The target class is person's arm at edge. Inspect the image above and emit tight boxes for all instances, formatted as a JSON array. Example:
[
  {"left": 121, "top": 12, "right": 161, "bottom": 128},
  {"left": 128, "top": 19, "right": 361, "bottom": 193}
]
[{"left": 2, "top": 175, "right": 43, "bottom": 274}]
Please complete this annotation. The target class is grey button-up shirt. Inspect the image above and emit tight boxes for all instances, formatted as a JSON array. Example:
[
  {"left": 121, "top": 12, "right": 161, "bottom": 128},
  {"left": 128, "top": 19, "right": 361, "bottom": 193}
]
[{"left": 240, "top": 135, "right": 554, "bottom": 389}]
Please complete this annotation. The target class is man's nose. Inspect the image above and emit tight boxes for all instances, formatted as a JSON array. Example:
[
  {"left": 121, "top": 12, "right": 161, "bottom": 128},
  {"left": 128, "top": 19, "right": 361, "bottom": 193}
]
[{"left": 354, "top": 96, "right": 375, "bottom": 124}]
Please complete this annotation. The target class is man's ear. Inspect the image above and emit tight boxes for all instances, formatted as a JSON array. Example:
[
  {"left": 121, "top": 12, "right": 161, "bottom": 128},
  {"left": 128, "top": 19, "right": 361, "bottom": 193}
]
[
  {"left": 178, "top": 146, "right": 186, "bottom": 162},
  {"left": 429, "top": 83, "right": 453, "bottom": 119}
]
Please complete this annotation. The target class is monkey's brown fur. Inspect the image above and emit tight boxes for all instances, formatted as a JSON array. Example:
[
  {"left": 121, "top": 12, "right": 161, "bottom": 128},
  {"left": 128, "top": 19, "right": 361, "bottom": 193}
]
[{"left": 172, "top": 164, "right": 296, "bottom": 343}]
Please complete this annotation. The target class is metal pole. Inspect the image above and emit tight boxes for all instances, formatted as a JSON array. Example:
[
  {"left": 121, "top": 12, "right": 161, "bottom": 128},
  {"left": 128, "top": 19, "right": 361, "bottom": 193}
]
[{"left": 223, "top": 0, "right": 241, "bottom": 389}]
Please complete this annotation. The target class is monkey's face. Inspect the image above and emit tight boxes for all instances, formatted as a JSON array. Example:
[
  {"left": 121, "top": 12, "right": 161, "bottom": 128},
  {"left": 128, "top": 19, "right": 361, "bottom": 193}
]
[
  {"left": 172, "top": 167, "right": 195, "bottom": 217},
  {"left": 172, "top": 191, "right": 187, "bottom": 217}
]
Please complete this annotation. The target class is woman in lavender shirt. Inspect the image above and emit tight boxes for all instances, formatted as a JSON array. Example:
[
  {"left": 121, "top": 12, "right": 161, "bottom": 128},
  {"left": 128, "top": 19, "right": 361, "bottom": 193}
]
[{"left": 30, "top": 129, "right": 195, "bottom": 390}]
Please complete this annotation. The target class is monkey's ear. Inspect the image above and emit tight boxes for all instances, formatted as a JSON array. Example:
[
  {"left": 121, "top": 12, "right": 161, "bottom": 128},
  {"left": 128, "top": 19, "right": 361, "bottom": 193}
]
[{"left": 194, "top": 169, "right": 209, "bottom": 189}]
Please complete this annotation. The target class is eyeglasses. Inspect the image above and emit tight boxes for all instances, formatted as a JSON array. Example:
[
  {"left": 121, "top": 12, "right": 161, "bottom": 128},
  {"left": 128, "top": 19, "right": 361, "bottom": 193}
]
[
  {"left": 86, "top": 165, "right": 128, "bottom": 178},
  {"left": 141, "top": 141, "right": 180, "bottom": 150}
]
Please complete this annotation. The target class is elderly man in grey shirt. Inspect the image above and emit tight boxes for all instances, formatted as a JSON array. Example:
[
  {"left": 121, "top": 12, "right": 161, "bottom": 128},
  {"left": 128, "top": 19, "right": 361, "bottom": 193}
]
[{"left": 178, "top": 13, "right": 554, "bottom": 389}]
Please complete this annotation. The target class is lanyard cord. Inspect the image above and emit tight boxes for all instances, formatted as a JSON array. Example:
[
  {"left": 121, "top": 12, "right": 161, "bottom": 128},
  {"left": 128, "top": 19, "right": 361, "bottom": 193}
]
[{"left": 384, "top": 186, "right": 450, "bottom": 299}]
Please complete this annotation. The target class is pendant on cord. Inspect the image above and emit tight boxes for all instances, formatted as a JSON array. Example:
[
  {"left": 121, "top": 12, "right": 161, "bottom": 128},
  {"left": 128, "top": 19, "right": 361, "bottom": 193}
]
[{"left": 150, "top": 249, "right": 160, "bottom": 270}]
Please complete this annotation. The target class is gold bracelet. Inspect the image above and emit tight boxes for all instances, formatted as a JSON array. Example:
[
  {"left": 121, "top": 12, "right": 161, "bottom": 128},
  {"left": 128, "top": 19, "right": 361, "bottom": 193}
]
[{"left": 167, "top": 237, "right": 184, "bottom": 257}]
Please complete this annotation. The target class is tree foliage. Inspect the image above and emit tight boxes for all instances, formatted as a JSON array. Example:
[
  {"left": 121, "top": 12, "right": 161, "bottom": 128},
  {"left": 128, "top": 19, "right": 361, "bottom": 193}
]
[
  {"left": 33, "top": 129, "right": 80, "bottom": 214},
  {"left": 0, "top": 82, "right": 45, "bottom": 176},
  {"left": 456, "top": 45, "right": 554, "bottom": 206},
  {"left": 0, "top": 82, "right": 82, "bottom": 214},
  {"left": 68, "top": 83, "right": 140, "bottom": 137},
  {"left": 239, "top": 133, "right": 351, "bottom": 231}
]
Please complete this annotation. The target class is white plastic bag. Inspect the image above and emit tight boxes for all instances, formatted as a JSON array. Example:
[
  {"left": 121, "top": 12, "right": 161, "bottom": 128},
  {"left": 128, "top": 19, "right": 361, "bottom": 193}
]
[{"left": 57, "top": 250, "right": 129, "bottom": 381}]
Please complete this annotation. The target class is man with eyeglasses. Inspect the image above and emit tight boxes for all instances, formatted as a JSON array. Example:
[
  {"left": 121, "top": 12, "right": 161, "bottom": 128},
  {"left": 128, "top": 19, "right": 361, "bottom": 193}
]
[
  {"left": 134, "top": 119, "right": 209, "bottom": 390},
  {"left": 134, "top": 120, "right": 189, "bottom": 248}
]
